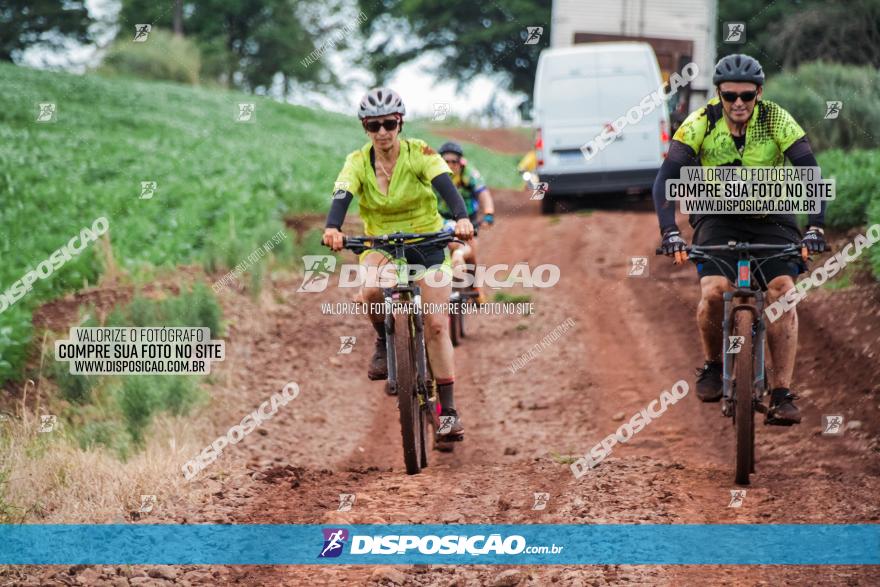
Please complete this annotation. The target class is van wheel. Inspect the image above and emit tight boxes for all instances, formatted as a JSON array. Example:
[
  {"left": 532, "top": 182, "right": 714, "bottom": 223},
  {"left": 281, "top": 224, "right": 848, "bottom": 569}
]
[{"left": 540, "top": 194, "right": 556, "bottom": 215}]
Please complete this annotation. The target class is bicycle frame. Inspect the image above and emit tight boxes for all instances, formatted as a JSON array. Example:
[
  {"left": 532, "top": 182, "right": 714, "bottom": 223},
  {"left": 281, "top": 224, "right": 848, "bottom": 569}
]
[
  {"left": 660, "top": 240, "right": 807, "bottom": 485},
  {"left": 685, "top": 242, "right": 802, "bottom": 417},
  {"left": 341, "top": 231, "right": 458, "bottom": 417},
  {"left": 383, "top": 243, "right": 430, "bottom": 402}
]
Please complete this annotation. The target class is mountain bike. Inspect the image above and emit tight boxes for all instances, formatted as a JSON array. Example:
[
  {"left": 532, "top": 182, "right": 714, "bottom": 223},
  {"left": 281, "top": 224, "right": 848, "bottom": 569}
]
[
  {"left": 449, "top": 287, "right": 480, "bottom": 346},
  {"left": 341, "top": 231, "right": 459, "bottom": 475},
  {"left": 447, "top": 222, "right": 481, "bottom": 347},
  {"left": 658, "top": 242, "right": 804, "bottom": 485}
]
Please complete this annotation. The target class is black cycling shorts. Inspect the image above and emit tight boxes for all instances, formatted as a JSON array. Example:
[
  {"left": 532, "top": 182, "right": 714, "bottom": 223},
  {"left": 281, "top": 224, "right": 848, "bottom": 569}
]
[
  {"left": 369, "top": 242, "right": 449, "bottom": 269},
  {"left": 692, "top": 216, "right": 806, "bottom": 290}
]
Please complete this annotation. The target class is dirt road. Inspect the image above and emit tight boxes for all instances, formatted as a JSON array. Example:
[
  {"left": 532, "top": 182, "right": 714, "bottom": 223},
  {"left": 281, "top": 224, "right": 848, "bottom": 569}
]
[{"left": 11, "top": 191, "right": 880, "bottom": 586}]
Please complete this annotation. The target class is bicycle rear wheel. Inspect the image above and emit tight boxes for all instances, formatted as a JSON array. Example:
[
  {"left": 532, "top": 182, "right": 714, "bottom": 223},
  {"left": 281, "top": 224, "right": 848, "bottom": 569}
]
[
  {"left": 449, "top": 311, "right": 461, "bottom": 347},
  {"left": 393, "top": 312, "right": 422, "bottom": 474},
  {"left": 733, "top": 310, "right": 755, "bottom": 485},
  {"left": 458, "top": 303, "right": 467, "bottom": 339}
]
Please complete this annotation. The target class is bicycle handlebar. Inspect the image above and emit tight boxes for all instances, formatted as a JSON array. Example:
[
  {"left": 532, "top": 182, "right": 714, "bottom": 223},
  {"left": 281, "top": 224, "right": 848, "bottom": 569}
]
[
  {"left": 654, "top": 242, "right": 804, "bottom": 256},
  {"left": 332, "top": 231, "right": 462, "bottom": 253}
]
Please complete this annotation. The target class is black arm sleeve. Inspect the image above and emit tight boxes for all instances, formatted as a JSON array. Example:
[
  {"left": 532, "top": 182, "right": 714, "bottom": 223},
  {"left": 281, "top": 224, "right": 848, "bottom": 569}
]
[
  {"left": 652, "top": 140, "right": 698, "bottom": 235},
  {"left": 325, "top": 190, "right": 353, "bottom": 229},
  {"left": 431, "top": 173, "right": 468, "bottom": 220},
  {"left": 784, "top": 137, "right": 826, "bottom": 227}
]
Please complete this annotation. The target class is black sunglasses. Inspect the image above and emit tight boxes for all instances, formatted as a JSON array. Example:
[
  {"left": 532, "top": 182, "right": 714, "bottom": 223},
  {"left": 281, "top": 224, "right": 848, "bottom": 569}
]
[
  {"left": 363, "top": 119, "right": 400, "bottom": 132},
  {"left": 443, "top": 157, "right": 461, "bottom": 164},
  {"left": 720, "top": 91, "right": 757, "bottom": 103}
]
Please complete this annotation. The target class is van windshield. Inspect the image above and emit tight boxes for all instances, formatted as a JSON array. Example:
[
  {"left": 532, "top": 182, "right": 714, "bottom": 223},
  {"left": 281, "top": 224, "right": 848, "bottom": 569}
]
[{"left": 542, "top": 74, "right": 660, "bottom": 123}]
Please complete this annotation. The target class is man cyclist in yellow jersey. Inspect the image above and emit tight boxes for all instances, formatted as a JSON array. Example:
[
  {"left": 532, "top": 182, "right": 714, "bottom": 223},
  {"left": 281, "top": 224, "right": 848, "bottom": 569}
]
[
  {"left": 323, "top": 88, "right": 474, "bottom": 439},
  {"left": 653, "top": 54, "right": 828, "bottom": 425},
  {"left": 435, "top": 141, "right": 495, "bottom": 304}
]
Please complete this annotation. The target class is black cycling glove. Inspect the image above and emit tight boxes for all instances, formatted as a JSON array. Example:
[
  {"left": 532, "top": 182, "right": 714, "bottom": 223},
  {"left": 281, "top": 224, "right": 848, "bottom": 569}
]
[
  {"left": 660, "top": 227, "right": 687, "bottom": 256},
  {"left": 801, "top": 227, "right": 827, "bottom": 253}
]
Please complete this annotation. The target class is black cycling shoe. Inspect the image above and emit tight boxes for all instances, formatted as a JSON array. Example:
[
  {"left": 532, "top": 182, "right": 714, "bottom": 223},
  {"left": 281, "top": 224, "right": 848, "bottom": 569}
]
[
  {"left": 436, "top": 408, "right": 464, "bottom": 441},
  {"left": 767, "top": 388, "right": 801, "bottom": 426},
  {"left": 367, "top": 338, "right": 388, "bottom": 381},
  {"left": 695, "top": 361, "right": 723, "bottom": 402}
]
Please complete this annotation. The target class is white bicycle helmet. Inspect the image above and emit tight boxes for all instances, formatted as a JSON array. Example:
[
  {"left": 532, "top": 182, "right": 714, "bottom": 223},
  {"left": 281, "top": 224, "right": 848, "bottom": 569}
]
[{"left": 357, "top": 87, "right": 406, "bottom": 119}]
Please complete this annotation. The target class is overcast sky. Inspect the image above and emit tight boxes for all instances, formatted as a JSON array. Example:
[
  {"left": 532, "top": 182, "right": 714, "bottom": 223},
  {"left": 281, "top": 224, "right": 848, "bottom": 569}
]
[{"left": 21, "top": 0, "right": 523, "bottom": 125}]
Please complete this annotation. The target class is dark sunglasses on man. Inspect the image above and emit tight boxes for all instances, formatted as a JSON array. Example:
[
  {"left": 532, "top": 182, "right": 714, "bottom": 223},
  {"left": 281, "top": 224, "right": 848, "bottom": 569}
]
[
  {"left": 443, "top": 157, "right": 461, "bottom": 165},
  {"left": 720, "top": 90, "right": 758, "bottom": 103},
  {"left": 363, "top": 119, "right": 400, "bottom": 132}
]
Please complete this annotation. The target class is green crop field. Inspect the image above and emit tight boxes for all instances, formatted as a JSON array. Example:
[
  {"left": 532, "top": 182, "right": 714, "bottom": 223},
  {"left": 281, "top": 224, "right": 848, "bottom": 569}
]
[{"left": 0, "top": 63, "right": 520, "bottom": 382}]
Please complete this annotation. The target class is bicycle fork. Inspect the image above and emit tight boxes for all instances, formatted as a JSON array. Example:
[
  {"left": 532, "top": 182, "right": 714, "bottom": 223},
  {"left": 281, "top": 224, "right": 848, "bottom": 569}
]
[
  {"left": 384, "top": 287, "right": 435, "bottom": 410},
  {"left": 384, "top": 289, "right": 399, "bottom": 395},
  {"left": 721, "top": 291, "right": 769, "bottom": 417}
]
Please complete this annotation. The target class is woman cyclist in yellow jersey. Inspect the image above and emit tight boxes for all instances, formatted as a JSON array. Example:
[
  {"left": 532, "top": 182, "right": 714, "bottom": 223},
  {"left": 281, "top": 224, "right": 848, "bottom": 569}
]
[{"left": 323, "top": 87, "right": 474, "bottom": 439}]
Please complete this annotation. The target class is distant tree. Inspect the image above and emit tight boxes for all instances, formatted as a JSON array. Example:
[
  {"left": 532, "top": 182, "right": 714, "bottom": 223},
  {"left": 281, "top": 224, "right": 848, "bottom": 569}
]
[
  {"left": 355, "top": 0, "right": 552, "bottom": 96},
  {"left": 116, "top": 0, "right": 338, "bottom": 94},
  {"left": 0, "top": 0, "right": 95, "bottom": 62},
  {"left": 717, "top": 0, "right": 880, "bottom": 72}
]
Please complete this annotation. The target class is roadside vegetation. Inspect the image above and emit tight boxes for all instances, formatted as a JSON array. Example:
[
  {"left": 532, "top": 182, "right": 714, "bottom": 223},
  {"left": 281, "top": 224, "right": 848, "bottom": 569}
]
[{"left": 0, "top": 63, "right": 518, "bottom": 383}]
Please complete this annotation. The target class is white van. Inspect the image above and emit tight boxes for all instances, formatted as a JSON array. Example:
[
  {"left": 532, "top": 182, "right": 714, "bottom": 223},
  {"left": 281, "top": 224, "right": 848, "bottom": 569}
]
[{"left": 533, "top": 42, "right": 671, "bottom": 213}]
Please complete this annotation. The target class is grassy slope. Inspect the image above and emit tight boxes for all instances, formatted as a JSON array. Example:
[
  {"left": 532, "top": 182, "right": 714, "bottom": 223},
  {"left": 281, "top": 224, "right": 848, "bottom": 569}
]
[{"left": 0, "top": 63, "right": 518, "bottom": 380}]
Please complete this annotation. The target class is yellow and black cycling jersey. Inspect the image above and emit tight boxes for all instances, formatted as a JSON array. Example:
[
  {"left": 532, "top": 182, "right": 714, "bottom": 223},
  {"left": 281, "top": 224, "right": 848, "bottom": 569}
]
[{"left": 673, "top": 97, "right": 805, "bottom": 168}]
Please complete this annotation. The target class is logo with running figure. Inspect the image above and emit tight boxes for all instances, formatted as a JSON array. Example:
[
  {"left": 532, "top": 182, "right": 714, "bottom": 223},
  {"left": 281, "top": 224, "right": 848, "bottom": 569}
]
[
  {"left": 726, "top": 336, "right": 745, "bottom": 354},
  {"left": 318, "top": 528, "right": 349, "bottom": 558},
  {"left": 338, "top": 337, "right": 356, "bottom": 354},
  {"left": 298, "top": 255, "right": 337, "bottom": 292},
  {"left": 824, "top": 101, "right": 843, "bottom": 120},
  {"left": 530, "top": 182, "right": 549, "bottom": 201},
  {"left": 140, "top": 181, "right": 157, "bottom": 200},
  {"left": 432, "top": 103, "right": 450, "bottom": 121},
  {"left": 723, "top": 22, "right": 746, "bottom": 43},
  {"left": 728, "top": 489, "right": 746, "bottom": 508},
  {"left": 438, "top": 416, "right": 456, "bottom": 435},
  {"left": 133, "top": 24, "right": 151, "bottom": 42},
  {"left": 139, "top": 494, "right": 156, "bottom": 513},
  {"left": 532, "top": 492, "right": 550, "bottom": 510},
  {"left": 39, "top": 415, "right": 57, "bottom": 433},
  {"left": 337, "top": 493, "right": 356, "bottom": 511},
  {"left": 236, "top": 103, "right": 256, "bottom": 123},
  {"left": 36, "top": 103, "right": 57, "bottom": 123},
  {"left": 524, "top": 27, "right": 543, "bottom": 45},
  {"left": 822, "top": 414, "right": 844, "bottom": 436},
  {"left": 628, "top": 256, "right": 648, "bottom": 277},
  {"left": 332, "top": 181, "right": 350, "bottom": 200}
]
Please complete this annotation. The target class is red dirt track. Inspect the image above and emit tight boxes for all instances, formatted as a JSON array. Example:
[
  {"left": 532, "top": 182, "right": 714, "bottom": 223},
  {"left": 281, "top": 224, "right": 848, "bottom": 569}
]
[
  {"left": 204, "top": 193, "right": 879, "bottom": 585},
  {"left": 8, "top": 187, "right": 880, "bottom": 584}
]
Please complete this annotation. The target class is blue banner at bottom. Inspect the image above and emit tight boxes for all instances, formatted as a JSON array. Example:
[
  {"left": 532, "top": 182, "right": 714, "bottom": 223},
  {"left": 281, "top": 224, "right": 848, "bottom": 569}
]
[{"left": 1, "top": 524, "right": 878, "bottom": 565}]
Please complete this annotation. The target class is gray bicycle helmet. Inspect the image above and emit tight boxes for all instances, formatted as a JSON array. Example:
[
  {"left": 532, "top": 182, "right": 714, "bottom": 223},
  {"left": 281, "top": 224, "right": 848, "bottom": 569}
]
[
  {"left": 713, "top": 54, "right": 765, "bottom": 86},
  {"left": 438, "top": 141, "right": 464, "bottom": 157},
  {"left": 357, "top": 87, "right": 406, "bottom": 119}
]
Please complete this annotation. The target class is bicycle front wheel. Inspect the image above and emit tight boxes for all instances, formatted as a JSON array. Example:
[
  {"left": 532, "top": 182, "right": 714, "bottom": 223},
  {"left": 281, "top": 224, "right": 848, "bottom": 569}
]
[
  {"left": 733, "top": 310, "right": 755, "bottom": 485},
  {"left": 393, "top": 312, "right": 422, "bottom": 475}
]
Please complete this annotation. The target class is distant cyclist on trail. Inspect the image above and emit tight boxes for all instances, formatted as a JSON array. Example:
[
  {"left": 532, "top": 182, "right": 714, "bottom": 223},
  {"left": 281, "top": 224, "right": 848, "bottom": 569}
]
[
  {"left": 435, "top": 141, "right": 495, "bottom": 304},
  {"left": 322, "top": 87, "right": 474, "bottom": 439},
  {"left": 653, "top": 54, "right": 828, "bottom": 425}
]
